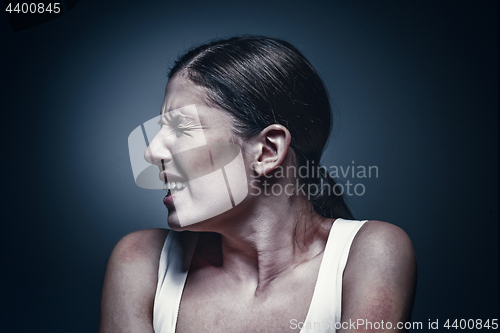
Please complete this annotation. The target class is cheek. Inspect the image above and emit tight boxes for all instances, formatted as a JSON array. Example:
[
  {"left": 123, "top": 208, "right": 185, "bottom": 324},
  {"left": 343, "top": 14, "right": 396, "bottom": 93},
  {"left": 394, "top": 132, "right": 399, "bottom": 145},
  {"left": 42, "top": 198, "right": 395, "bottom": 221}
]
[
  {"left": 174, "top": 145, "right": 213, "bottom": 181},
  {"left": 174, "top": 146, "right": 249, "bottom": 227},
  {"left": 174, "top": 142, "right": 240, "bottom": 181},
  {"left": 170, "top": 132, "right": 207, "bottom": 155},
  {"left": 172, "top": 128, "right": 239, "bottom": 181},
  {"left": 170, "top": 130, "right": 210, "bottom": 179}
]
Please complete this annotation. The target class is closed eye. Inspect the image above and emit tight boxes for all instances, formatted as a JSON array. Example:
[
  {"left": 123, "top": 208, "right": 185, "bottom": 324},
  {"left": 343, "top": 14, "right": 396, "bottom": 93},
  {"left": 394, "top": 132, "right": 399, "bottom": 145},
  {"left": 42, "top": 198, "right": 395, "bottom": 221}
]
[{"left": 159, "top": 113, "right": 197, "bottom": 137}]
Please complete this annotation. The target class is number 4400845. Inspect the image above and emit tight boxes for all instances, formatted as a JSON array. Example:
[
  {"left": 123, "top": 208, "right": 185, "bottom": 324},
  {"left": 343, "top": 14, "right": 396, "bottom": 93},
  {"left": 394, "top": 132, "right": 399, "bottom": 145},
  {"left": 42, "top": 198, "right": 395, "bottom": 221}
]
[
  {"left": 444, "top": 319, "right": 498, "bottom": 330},
  {"left": 5, "top": 3, "right": 61, "bottom": 14}
]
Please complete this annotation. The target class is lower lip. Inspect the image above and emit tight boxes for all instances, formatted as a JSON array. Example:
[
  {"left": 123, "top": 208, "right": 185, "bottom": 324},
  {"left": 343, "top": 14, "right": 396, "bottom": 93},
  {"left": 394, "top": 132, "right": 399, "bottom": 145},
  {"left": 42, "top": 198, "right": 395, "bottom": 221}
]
[
  {"left": 163, "top": 188, "right": 186, "bottom": 208},
  {"left": 163, "top": 193, "right": 173, "bottom": 207}
]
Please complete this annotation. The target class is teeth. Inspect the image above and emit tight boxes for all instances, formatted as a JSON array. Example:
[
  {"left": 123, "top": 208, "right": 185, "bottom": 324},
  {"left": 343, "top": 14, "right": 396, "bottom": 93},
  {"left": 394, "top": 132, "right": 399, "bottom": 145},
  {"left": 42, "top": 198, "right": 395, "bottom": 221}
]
[{"left": 164, "top": 181, "right": 187, "bottom": 191}]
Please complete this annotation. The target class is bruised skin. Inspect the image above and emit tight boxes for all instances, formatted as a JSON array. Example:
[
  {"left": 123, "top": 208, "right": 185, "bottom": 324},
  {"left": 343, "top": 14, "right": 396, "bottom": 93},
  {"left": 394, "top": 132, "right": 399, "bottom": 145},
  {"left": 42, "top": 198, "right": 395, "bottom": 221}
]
[
  {"left": 340, "top": 221, "right": 417, "bottom": 332},
  {"left": 99, "top": 229, "right": 169, "bottom": 333}
]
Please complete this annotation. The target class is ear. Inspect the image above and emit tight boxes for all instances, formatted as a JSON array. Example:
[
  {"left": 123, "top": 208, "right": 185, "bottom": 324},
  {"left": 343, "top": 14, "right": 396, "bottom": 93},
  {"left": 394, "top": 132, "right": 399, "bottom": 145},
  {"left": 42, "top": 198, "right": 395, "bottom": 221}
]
[{"left": 251, "top": 124, "right": 291, "bottom": 176}]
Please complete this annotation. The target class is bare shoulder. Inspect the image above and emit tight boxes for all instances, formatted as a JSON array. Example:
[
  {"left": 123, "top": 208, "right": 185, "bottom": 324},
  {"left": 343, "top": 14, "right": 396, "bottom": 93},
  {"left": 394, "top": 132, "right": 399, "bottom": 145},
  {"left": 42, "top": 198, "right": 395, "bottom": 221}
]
[
  {"left": 99, "top": 228, "right": 169, "bottom": 333},
  {"left": 349, "top": 220, "right": 415, "bottom": 264},
  {"left": 341, "top": 221, "right": 417, "bottom": 331},
  {"left": 345, "top": 220, "right": 416, "bottom": 285},
  {"left": 109, "top": 228, "right": 169, "bottom": 263}
]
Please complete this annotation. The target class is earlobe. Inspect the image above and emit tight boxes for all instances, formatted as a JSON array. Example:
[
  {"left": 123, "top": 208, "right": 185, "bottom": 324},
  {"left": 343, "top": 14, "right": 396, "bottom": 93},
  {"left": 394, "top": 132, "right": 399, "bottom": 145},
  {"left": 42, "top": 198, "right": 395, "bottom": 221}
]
[{"left": 252, "top": 124, "right": 291, "bottom": 176}]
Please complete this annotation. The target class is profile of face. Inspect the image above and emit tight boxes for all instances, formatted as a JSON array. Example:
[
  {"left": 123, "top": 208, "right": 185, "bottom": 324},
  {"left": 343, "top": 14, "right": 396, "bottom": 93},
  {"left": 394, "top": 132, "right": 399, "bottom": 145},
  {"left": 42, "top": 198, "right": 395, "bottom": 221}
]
[{"left": 133, "top": 76, "right": 248, "bottom": 229}]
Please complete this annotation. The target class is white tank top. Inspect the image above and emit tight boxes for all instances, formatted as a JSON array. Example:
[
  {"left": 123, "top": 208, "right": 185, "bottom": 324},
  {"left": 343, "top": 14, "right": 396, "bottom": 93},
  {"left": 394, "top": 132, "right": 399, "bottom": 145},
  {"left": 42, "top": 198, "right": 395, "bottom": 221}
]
[{"left": 153, "top": 218, "right": 366, "bottom": 333}]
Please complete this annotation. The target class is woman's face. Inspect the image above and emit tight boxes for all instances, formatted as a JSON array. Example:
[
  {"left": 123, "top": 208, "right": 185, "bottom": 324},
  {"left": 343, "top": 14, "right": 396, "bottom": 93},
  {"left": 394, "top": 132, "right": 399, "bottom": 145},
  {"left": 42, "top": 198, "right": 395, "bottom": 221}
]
[{"left": 145, "top": 76, "right": 249, "bottom": 229}]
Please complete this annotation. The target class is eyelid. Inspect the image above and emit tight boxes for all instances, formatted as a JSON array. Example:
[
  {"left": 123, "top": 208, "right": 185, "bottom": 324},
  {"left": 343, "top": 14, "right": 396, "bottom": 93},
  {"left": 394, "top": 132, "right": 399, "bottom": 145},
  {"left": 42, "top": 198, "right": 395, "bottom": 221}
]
[
  {"left": 158, "top": 112, "right": 181, "bottom": 125},
  {"left": 166, "top": 112, "right": 201, "bottom": 127}
]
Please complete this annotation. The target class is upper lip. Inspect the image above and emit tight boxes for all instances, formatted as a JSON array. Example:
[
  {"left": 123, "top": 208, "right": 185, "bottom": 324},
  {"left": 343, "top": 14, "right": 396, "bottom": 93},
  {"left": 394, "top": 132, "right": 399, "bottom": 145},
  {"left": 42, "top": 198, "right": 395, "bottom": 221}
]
[{"left": 159, "top": 171, "right": 187, "bottom": 183}]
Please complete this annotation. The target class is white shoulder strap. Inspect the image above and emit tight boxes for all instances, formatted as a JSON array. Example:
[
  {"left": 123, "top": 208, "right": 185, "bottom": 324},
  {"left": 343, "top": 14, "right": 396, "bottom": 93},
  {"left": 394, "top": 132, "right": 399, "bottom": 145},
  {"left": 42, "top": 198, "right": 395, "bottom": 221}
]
[
  {"left": 300, "top": 219, "right": 366, "bottom": 333},
  {"left": 153, "top": 231, "right": 199, "bottom": 333}
]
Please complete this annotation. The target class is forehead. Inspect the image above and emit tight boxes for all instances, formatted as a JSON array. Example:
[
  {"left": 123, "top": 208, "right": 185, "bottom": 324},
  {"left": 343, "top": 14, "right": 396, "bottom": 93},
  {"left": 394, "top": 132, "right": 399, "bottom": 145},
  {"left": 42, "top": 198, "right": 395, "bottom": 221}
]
[
  {"left": 162, "top": 76, "right": 208, "bottom": 113},
  {"left": 161, "top": 76, "right": 235, "bottom": 129}
]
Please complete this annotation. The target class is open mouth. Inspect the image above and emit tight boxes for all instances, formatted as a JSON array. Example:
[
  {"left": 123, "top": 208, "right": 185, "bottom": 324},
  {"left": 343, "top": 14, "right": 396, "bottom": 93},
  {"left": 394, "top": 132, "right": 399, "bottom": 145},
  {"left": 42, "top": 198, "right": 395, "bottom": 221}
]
[{"left": 164, "top": 181, "right": 188, "bottom": 196}]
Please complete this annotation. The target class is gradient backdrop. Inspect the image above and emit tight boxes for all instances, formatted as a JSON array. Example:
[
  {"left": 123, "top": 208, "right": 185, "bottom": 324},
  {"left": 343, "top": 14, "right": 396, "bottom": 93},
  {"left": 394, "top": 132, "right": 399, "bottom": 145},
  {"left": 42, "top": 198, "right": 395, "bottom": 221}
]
[{"left": 1, "top": 0, "right": 497, "bottom": 331}]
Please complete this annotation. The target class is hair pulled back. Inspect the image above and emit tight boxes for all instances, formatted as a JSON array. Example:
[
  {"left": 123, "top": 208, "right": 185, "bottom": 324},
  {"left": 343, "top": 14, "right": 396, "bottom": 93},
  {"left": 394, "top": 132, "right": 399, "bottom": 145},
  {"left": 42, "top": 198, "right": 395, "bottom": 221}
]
[{"left": 168, "top": 35, "right": 353, "bottom": 220}]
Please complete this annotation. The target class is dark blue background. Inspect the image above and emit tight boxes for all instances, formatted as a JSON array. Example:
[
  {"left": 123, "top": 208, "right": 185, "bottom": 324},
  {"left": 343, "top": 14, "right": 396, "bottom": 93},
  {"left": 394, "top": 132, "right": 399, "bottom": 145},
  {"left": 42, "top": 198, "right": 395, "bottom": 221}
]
[{"left": 1, "top": 0, "right": 497, "bottom": 331}]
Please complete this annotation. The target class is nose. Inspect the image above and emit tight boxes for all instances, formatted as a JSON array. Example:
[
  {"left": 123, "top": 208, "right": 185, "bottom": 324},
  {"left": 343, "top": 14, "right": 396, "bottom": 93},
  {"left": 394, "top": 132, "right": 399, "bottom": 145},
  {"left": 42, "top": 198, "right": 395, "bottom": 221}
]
[{"left": 144, "top": 129, "right": 173, "bottom": 167}]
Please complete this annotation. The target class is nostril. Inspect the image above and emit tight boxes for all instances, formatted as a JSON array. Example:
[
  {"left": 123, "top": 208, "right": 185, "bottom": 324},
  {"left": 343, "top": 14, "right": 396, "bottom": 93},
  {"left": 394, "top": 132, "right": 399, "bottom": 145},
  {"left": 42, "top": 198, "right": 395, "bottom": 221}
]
[{"left": 143, "top": 135, "right": 174, "bottom": 166}]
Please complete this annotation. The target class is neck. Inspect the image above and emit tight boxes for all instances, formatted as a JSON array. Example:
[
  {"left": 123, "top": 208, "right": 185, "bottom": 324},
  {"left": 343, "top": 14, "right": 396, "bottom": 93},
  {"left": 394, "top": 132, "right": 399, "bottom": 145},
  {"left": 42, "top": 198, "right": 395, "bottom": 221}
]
[{"left": 195, "top": 190, "right": 333, "bottom": 294}]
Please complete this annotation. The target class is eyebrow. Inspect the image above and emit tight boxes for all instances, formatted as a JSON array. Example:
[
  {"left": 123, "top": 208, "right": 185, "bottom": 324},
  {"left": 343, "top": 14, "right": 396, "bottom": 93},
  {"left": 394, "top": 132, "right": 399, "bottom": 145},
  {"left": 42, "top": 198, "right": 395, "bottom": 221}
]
[
  {"left": 160, "top": 104, "right": 196, "bottom": 115},
  {"left": 160, "top": 104, "right": 205, "bottom": 125}
]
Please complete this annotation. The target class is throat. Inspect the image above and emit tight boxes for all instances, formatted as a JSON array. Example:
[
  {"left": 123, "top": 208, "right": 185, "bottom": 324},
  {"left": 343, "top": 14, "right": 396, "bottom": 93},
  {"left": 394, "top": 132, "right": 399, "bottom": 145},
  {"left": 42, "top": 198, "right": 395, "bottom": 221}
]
[{"left": 192, "top": 232, "right": 223, "bottom": 268}]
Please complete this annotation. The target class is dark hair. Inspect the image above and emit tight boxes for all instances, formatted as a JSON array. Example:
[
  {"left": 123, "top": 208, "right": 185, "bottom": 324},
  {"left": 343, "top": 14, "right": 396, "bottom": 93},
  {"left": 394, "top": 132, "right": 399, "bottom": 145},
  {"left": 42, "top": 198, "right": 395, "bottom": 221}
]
[{"left": 168, "top": 36, "right": 354, "bottom": 220}]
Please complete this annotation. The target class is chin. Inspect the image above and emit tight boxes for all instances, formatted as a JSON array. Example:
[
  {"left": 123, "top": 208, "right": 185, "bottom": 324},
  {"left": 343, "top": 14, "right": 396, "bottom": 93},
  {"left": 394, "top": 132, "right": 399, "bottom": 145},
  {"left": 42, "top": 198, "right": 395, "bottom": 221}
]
[
  {"left": 167, "top": 210, "right": 232, "bottom": 233},
  {"left": 166, "top": 211, "right": 207, "bottom": 231},
  {"left": 167, "top": 219, "right": 182, "bottom": 231},
  {"left": 165, "top": 213, "right": 191, "bottom": 231}
]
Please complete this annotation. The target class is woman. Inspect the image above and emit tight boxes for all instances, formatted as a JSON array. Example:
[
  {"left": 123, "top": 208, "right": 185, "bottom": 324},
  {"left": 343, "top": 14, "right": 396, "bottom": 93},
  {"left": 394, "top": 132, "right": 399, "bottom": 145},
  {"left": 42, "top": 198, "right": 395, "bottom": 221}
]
[{"left": 99, "top": 36, "right": 416, "bottom": 332}]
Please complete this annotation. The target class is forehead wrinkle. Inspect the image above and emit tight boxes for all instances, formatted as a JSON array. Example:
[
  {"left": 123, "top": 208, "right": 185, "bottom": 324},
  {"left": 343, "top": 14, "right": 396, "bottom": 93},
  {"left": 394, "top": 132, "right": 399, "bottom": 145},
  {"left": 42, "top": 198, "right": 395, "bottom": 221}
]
[
  {"left": 161, "top": 104, "right": 197, "bottom": 117},
  {"left": 161, "top": 105, "right": 207, "bottom": 132}
]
